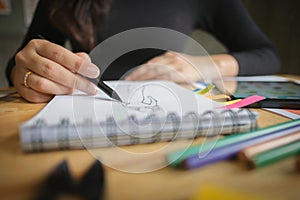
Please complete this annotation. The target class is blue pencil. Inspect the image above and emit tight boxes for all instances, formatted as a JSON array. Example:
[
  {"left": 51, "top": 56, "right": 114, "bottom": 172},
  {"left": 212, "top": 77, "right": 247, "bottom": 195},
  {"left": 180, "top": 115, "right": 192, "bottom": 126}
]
[{"left": 182, "top": 124, "right": 300, "bottom": 169}]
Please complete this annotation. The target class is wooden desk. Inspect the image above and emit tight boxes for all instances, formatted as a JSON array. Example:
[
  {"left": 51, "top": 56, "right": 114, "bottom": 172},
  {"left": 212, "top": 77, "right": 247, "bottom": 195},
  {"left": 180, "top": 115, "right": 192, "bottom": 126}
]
[{"left": 0, "top": 88, "right": 300, "bottom": 200}]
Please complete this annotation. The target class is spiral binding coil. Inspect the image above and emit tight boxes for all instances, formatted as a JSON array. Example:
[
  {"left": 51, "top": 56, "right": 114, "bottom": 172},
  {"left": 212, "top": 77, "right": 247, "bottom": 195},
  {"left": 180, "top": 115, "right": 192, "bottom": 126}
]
[{"left": 25, "top": 109, "right": 257, "bottom": 152}]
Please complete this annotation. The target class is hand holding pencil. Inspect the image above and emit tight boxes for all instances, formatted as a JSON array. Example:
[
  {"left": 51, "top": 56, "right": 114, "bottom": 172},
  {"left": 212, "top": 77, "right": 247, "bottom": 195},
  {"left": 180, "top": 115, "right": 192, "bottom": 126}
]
[{"left": 13, "top": 38, "right": 100, "bottom": 103}]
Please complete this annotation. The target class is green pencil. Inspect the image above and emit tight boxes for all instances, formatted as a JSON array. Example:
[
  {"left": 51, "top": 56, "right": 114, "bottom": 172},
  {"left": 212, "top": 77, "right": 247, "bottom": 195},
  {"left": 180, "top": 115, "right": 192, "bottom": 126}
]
[
  {"left": 167, "top": 119, "right": 300, "bottom": 168},
  {"left": 247, "top": 140, "right": 300, "bottom": 169}
]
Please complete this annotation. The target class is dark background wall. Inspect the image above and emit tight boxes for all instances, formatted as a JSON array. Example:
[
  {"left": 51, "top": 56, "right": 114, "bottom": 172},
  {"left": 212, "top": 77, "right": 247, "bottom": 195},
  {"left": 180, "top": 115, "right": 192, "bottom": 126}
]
[
  {"left": 243, "top": 0, "right": 300, "bottom": 75},
  {"left": 0, "top": 0, "right": 299, "bottom": 87}
]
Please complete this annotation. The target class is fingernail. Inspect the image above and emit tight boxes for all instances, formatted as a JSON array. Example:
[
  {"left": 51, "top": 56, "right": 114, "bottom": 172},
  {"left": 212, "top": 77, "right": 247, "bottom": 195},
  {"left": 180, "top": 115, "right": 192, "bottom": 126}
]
[{"left": 85, "top": 63, "right": 100, "bottom": 78}]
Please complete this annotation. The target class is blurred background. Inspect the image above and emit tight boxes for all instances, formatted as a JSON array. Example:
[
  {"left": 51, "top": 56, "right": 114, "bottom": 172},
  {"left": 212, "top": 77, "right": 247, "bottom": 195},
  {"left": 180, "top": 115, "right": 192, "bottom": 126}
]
[{"left": 0, "top": 0, "right": 299, "bottom": 87}]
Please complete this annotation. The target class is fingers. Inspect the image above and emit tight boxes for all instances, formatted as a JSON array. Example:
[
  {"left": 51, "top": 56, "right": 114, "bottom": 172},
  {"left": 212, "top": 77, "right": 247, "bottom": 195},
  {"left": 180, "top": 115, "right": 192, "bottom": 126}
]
[
  {"left": 13, "top": 67, "right": 54, "bottom": 102},
  {"left": 125, "top": 53, "right": 170, "bottom": 81},
  {"left": 13, "top": 65, "right": 67, "bottom": 102},
  {"left": 125, "top": 51, "right": 192, "bottom": 83},
  {"left": 13, "top": 39, "right": 101, "bottom": 102},
  {"left": 25, "top": 54, "right": 98, "bottom": 95},
  {"left": 34, "top": 40, "right": 100, "bottom": 78},
  {"left": 18, "top": 86, "right": 54, "bottom": 103},
  {"left": 26, "top": 70, "right": 73, "bottom": 95},
  {"left": 126, "top": 63, "right": 186, "bottom": 82},
  {"left": 125, "top": 64, "right": 171, "bottom": 80}
]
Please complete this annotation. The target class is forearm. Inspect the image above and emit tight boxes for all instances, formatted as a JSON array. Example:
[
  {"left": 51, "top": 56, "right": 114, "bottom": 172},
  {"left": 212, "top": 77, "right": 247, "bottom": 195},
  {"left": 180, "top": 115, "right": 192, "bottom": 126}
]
[
  {"left": 231, "top": 49, "right": 280, "bottom": 76},
  {"left": 125, "top": 51, "right": 240, "bottom": 83}
]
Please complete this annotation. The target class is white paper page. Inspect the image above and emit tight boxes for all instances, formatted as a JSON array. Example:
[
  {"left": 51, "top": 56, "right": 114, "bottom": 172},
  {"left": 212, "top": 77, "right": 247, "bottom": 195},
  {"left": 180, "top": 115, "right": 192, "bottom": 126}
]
[{"left": 22, "top": 81, "right": 222, "bottom": 128}]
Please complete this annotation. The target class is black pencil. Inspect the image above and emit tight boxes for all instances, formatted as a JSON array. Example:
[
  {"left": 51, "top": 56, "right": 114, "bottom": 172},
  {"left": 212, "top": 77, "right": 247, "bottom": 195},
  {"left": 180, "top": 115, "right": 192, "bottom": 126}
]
[{"left": 97, "top": 80, "right": 122, "bottom": 102}]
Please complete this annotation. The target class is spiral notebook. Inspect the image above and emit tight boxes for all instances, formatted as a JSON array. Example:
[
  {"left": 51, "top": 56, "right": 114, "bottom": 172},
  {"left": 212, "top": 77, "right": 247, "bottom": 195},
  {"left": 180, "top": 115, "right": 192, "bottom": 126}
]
[{"left": 20, "top": 81, "right": 258, "bottom": 152}]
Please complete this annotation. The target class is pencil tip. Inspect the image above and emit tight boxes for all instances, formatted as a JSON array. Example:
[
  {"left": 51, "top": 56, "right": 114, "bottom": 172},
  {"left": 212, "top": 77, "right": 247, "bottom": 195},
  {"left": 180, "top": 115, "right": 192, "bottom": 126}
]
[{"left": 112, "top": 92, "right": 123, "bottom": 102}]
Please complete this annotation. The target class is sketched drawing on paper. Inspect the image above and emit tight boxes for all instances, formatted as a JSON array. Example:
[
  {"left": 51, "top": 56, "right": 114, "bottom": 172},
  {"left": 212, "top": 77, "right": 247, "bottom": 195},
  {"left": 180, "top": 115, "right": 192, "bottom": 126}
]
[{"left": 125, "top": 85, "right": 161, "bottom": 113}]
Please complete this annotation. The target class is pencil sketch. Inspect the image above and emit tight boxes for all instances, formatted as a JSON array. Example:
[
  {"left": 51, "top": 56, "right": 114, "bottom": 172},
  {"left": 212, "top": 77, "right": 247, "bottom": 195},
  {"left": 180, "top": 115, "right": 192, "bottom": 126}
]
[{"left": 122, "top": 85, "right": 161, "bottom": 112}]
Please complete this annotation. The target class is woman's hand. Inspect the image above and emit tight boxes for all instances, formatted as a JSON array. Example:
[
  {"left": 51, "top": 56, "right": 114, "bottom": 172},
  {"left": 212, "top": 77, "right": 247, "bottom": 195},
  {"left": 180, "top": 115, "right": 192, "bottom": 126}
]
[
  {"left": 125, "top": 51, "right": 238, "bottom": 83},
  {"left": 12, "top": 39, "right": 100, "bottom": 103}
]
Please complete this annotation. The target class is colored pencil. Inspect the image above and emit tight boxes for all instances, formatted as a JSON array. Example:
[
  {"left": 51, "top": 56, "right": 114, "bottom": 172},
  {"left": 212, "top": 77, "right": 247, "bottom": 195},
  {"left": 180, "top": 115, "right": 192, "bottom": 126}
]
[
  {"left": 181, "top": 123, "right": 300, "bottom": 170},
  {"left": 167, "top": 119, "right": 300, "bottom": 168},
  {"left": 247, "top": 140, "right": 300, "bottom": 169},
  {"left": 238, "top": 132, "right": 300, "bottom": 167}
]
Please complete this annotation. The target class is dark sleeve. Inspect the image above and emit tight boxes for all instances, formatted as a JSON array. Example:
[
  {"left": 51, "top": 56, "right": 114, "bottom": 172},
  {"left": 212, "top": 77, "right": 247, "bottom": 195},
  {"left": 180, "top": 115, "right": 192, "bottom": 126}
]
[
  {"left": 5, "top": 0, "right": 66, "bottom": 86},
  {"left": 197, "top": 0, "right": 281, "bottom": 76}
]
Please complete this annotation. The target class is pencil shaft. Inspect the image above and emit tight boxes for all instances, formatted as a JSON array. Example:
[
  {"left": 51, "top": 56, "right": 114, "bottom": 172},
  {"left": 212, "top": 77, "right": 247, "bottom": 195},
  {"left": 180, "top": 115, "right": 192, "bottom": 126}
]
[
  {"left": 239, "top": 132, "right": 300, "bottom": 159},
  {"left": 168, "top": 119, "right": 300, "bottom": 167},
  {"left": 250, "top": 140, "right": 300, "bottom": 168},
  {"left": 182, "top": 125, "right": 300, "bottom": 169}
]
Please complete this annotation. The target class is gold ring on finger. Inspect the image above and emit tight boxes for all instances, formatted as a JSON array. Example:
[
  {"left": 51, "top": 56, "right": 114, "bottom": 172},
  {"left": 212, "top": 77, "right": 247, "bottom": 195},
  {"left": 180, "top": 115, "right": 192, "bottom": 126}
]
[{"left": 23, "top": 71, "right": 33, "bottom": 88}]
